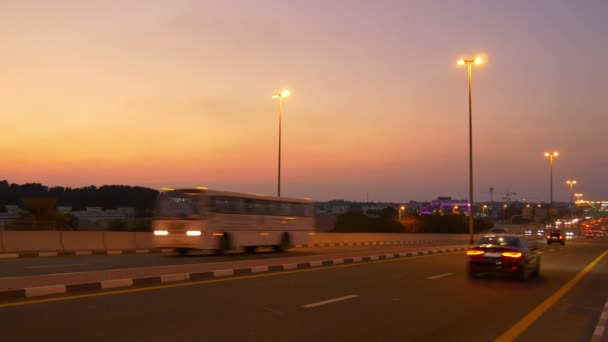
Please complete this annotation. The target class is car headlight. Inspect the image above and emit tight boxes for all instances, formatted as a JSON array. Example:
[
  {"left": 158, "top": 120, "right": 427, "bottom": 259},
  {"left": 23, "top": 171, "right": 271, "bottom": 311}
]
[
  {"left": 154, "top": 230, "right": 169, "bottom": 236},
  {"left": 186, "top": 230, "right": 202, "bottom": 236}
]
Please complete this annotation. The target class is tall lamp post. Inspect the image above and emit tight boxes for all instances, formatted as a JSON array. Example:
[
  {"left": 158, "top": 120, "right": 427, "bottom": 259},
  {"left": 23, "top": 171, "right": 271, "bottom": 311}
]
[
  {"left": 566, "top": 180, "right": 577, "bottom": 219},
  {"left": 399, "top": 206, "right": 405, "bottom": 223},
  {"left": 457, "top": 56, "right": 485, "bottom": 244},
  {"left": 272, "top": 90, "right": 290, "bottom": 197},
  {"left": 544, "top": 152, "right": 559, "bottom": 226}
]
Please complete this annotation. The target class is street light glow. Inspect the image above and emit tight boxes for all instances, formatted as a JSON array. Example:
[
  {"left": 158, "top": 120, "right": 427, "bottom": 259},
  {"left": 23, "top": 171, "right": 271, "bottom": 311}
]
[
  {"left": 457, "top": 59, "right": 465, "bottom": 66},
  {"left": 544, "top": 151, "right": 559, "bottom": 157},
  {"left": 273, "top": 89, "right": 291, "bottom": 98},
  {"left": 474, "top": 57, "right": 484, "bottom": 64}
]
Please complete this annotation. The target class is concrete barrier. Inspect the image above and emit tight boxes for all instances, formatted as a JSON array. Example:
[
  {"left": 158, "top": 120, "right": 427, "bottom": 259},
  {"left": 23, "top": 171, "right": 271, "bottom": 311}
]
[
  {"left": 0, "top": 231, "right": 474, "bottom": 254},
  {"left": 309, "top": 233, "right": 469, "bottom": 245},
  {"left": 134, "top": 232, "right": 155, "bottom": 249},
  {"left": 1, "top": 231, "right": 62, "bottom": 253},
  {"left": 61, "top": 232, "right": 105, "bottom": 252},
  {"left": 103, "top": 232, "right": 136, "bottom": 251}
]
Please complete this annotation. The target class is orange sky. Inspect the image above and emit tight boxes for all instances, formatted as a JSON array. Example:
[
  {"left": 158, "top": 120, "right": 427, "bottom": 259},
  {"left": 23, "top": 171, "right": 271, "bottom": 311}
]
[{"left": 1, "top": 1, "right": 607, "bottom": 201}]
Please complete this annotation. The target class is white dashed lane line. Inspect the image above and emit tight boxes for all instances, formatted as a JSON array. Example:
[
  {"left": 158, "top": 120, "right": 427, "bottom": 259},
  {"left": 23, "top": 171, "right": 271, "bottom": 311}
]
[
  {"left": 302, "top": 294, "right": 360, "bottom": 308},
  {"left": 427, "top": 273, "right": 453, "bottom": 280}
]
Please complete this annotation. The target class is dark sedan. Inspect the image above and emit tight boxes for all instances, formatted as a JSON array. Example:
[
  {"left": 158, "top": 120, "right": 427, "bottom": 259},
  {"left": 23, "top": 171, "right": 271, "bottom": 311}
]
[
  {"left": 467, "top": 234, "right": 540, "bottom": 281},
  {"left": 546, "top": 231, "right": 565, "bottom": 245}
]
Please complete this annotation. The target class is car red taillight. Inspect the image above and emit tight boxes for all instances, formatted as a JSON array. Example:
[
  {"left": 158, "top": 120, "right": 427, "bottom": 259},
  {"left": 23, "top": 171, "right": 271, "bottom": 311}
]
[
  {"left": 501, "top": 251, "right": 522, "bottom": 258},
  {"left": 466, "top": 249, "right": 485, "bottom": 256}
]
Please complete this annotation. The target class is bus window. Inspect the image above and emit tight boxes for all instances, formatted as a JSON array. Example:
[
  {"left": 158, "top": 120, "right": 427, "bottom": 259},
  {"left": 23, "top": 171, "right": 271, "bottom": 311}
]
[
  {"left": 157, "top": 191, "right": 200, "bottom": 218},
  {"left": 210, "top": 197, "right": 230, "bottom": 213},
  {"left": 252, "top": 200, "right": 268, "bottom": 215},
  {"left": 280, "top": 203, "right": 292, "bottom": 216}
]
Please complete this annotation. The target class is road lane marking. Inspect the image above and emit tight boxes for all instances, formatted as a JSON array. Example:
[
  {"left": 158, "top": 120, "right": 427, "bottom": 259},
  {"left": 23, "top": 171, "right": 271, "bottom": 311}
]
[
  {"left": 495, "top": 249, "right": 608, "bottom": 342},
  {"left": 427, "top": 273, "right": 452, "bottom": 280},
  {"left": 0, "top": 251, "right": 463, "bottom": 309},
  {"left": 26, "top": 264, "right": 87, "bottom": 269},
  {"left": 592, "top": 297, "right": 608, "bottom": 342},
  {"left": 303, "top": 294, "right": 359, "bottom": 308}
]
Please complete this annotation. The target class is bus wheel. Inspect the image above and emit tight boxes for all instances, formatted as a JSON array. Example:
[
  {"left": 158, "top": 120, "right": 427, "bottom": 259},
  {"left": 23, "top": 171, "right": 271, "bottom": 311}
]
[
  {"left": 176, "top": 248, "right": 191, "bottom": 256},
  {"left": 215, "top": 234, "right": 230, "bottom": 255},
  {"left": 244, "top": 246, "right": 257, "bottom": 254},
  {"left": 274, "top": 232, "right": 291, "bottom": 253}
]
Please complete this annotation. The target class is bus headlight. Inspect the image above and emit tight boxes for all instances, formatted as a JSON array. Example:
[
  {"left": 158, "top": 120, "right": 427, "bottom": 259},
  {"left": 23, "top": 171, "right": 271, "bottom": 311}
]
[
  {"left": 186, "top": 230, "right": 202, "bottom": 236},
  {"left": 154, "top": 230, "right": 169, "bottom": 236}
]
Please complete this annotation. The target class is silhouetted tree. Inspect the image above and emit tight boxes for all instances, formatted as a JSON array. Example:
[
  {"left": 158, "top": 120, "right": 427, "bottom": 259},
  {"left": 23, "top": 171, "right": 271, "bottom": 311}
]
[
  {"left": 0, "top": 180, "right": 159, "bottom": 217},
  {"left": 7, "top": 198, "right": 74, "bottom": 231}
]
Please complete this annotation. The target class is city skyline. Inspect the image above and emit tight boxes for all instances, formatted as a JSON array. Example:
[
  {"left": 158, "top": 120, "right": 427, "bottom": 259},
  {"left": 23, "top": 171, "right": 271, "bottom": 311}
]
[{"left": 1, "top": 1, "right": 607, "bottom": 202}]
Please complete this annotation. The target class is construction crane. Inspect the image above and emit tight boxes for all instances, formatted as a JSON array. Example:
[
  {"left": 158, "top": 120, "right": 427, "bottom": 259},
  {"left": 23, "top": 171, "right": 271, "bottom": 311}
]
[{"left": 500, "top": 189, "right": 517, "bottom": 203}]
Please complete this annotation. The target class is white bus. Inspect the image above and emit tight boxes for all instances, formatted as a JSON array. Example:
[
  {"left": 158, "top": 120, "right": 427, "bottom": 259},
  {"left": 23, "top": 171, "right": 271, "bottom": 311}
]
[{"left": 152, "top": 188, "right": 315, "bottom": 255}]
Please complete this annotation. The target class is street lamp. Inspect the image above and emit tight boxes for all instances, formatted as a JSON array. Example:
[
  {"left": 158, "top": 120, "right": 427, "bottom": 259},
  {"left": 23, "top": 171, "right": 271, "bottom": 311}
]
[
  {"left": 272, "top": 89, "right": 290, "bottom": 197},
  {"left": 457, "top": 56, "right": 485, "bottom": 244},
  {"left": 544, "top": 152, "right": 559, "bottom": 203},
  {"left": 544, "top": 151, "right": 559, "bottom": 226},
  {"left": 575, "top": 193, "right": 583, "bottom": 202},
  {"left": 399, "top": 206, "right": 405, "bottom": 222},
  {"left": 566, "top": 180, "right": 577, "bottom": 219},
  {"left": 566, "top": 180, "right": 577, "bottom": 203}
]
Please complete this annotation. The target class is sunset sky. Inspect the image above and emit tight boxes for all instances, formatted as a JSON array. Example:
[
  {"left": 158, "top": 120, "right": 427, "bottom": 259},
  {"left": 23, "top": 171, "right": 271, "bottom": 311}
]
[{"left": 1, "top": 0, "right": 606, "bottom": 202}]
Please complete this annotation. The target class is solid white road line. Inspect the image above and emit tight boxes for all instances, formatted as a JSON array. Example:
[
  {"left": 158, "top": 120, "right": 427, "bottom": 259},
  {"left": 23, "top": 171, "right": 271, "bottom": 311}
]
[
  {"left": 302, "top": 294, "right": 360, "bottom": 308},
  {"left": 26, "top": 263, "right": 88, "bottom": 269},
  {"left": 591, "top": 298, "right": 608, "bottom": 342},
  {"left": 427, "top": 273, "right": 453, "bottom": 280}
]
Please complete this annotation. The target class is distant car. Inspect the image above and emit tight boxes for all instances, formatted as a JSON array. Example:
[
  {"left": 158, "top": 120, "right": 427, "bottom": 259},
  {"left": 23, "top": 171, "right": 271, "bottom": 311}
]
[
  {"left": 524, "top": 230, "right": 533, "bottom": 236},
  {"left": 488, "top": 228, "right": 508, "bottom": 234},
  {"left": 537, "top": 230, "right": 545, "bottom": 236},
  {"left": 547, "top": 232, "right": 565, "bottom": 245},
  {"left": 565, "top": 232, "right": 574, "bottom": 240},
  {"left": 585, "top": 231, "right": 595, "bottom": 238},
  {"left": 594, "top": 231, "right": 606, "bottom": 238},
  {"left": 467, "top": 234, "right": 540, "bottom": 281}
]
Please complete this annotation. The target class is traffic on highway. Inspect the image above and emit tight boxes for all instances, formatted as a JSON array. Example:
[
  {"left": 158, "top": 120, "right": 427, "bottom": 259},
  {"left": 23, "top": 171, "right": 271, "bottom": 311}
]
[
  {"left": 2, "top": 1, "right": 607, "bottom": 342},
  {"left": 0, "top": 233, "right": 606, "bottom": 341}
]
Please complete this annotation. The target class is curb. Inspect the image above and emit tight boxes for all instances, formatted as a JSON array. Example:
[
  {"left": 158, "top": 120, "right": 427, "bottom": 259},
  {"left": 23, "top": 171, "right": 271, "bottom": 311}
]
[
  {"left": 0, "top": 240, "right": 466, "bottom": 259},
  {"left": 591, "top": 297, "right": 608, "bottom": 342},
  {"left": 0, "top": 248, "right": 174, "bottom": 259},
  {"left": 0, "top": 247, "right": 467, "bottom": 301},
  {"left": 294, "top": 240, "right": 464, "bottom": 248}
]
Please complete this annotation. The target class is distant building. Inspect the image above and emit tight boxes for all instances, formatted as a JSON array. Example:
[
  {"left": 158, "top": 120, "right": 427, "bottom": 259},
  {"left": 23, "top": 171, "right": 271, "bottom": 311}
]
[
  {"left": 72, "top": 207, "right": 135, "bottom": 230},
  {"left": 0, "top": 206, "right": 135, "bottom": 231},
  {"left": 420, "top": 197, "right": 469, "bottom": 216}
]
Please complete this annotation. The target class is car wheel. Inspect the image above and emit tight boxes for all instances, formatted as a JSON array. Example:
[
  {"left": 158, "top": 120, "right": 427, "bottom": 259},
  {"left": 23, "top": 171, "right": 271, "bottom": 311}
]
[
  {"left": 516, "top": 267, "right": 529, "bottom": 281},
  {"left": 533, "top": 257, "right": 541, "bottom": 278},
  {"left": 467, "top": 267, "right": 479, "bottom": 280},
  {"left": 215, "top": 234, "right": 231, "bottom": 255},
  {"left": 176, "top": 248, "right": 191, "bottom": 256},
  {"left": 274, "top": 232, "right": 291, "bottom": 253}
]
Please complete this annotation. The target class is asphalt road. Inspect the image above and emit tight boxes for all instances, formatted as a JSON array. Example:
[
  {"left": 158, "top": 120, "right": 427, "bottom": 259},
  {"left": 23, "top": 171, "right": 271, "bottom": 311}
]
[
  {"left": 0, "top": 239, "right": 606, "bottom": 342},
  {"left": 0, "top": 241, "right": 465, "bottom": 278}
]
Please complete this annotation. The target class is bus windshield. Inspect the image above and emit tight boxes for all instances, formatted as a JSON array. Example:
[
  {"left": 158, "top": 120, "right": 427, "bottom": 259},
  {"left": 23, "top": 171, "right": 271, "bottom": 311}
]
[{"left": 157, "top": 191, "right": 201, "bottom": 219}]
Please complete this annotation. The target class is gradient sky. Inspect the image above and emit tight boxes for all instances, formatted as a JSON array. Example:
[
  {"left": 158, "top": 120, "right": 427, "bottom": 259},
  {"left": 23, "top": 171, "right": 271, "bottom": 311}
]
[{"left": 1, "top": 0, "right": 607, "bottom": 202}]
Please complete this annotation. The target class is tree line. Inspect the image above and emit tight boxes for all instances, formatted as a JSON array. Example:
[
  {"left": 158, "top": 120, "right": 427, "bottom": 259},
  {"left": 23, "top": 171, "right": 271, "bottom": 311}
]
[
  {"left": 333, "top": 206, "right": 494, "bottom": 234},
  {"left": 0, "top": 180, "right": 159, "bottom": 217}
]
